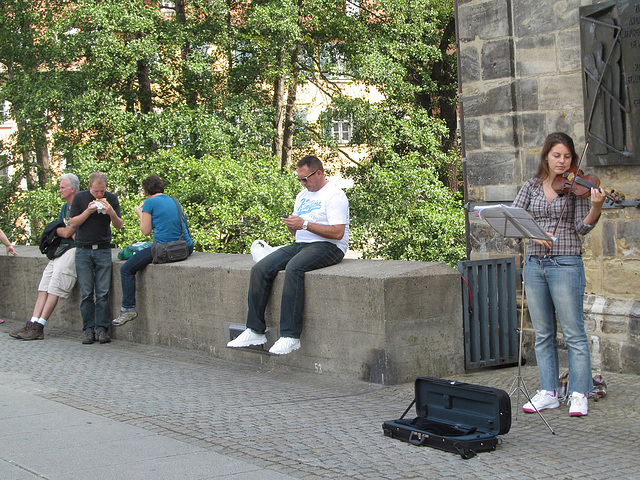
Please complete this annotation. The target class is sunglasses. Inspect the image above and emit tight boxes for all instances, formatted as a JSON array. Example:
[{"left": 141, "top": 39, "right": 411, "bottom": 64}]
[{"left": 297, "top": 170, "right": 319, "bottom": 182}]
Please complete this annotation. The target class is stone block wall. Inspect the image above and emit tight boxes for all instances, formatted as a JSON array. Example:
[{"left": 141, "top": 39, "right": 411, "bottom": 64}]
[
  {"left": 457, "top": 0, "right": 640, "bottom": 374},
  {"left": 0, "top": 247, "right": 465, "bottom": 385}
]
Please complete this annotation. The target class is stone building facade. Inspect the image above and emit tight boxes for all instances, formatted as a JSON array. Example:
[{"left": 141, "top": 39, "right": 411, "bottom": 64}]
[{"left": 456, "top": 0, "right": 640, "bottom": 374}]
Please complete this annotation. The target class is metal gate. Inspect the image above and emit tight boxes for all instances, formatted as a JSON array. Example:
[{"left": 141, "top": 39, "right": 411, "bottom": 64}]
[{"left": 458, "top": 258, "right": 519, "bottom": 370}]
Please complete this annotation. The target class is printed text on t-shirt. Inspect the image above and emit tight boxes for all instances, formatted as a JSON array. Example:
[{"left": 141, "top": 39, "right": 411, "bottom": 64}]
[{"left": 297, "top": 198, "right": 322, "bottom": 216}]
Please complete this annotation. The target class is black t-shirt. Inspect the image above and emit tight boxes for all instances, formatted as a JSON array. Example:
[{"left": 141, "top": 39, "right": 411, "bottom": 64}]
[{"left": 70, "top": 190, "right": 121, "bottom": 246}]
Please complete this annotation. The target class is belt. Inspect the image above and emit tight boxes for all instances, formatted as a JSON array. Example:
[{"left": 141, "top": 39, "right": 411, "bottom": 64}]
[{"left": 78, "top": 244, "right": 112, "bottom": 250}]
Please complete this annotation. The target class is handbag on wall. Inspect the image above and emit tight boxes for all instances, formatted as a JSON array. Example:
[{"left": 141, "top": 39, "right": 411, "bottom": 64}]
[{"left": 151, "top": 197, "right": 190, "bottom": 264}]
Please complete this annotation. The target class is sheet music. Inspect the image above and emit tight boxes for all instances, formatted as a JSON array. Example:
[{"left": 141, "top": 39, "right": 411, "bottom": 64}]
[{"left": 476, "top": 205, "right": 554, "bottom": 241}]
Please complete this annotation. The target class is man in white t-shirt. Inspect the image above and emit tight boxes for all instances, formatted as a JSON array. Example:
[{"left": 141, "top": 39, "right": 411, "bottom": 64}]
[{"left": 228, "top": 155, "right": 349, "bottom": 355}]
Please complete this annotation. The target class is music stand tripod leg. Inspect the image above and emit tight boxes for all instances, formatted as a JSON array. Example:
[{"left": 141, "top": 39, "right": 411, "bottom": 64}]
[{"left": 508, "top": 244, "right": 555, "bottom": 434}]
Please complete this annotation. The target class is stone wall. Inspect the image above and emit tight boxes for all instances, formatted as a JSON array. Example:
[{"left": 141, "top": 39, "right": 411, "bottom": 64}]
[
  {"left": 0, "top": 247, "right": 465, "bottom": 385},
  {"left": 457, "top": 0, "right": 640, "bottom": 374}
]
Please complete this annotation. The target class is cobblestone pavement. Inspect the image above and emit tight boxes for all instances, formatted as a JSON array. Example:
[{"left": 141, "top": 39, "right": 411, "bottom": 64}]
[{"left": 1, "top": 319, "right": 639, "bottom": 479}]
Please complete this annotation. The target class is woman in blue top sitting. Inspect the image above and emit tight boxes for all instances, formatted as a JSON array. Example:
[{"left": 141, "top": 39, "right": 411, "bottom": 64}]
[{"left": 112, "top": 175, "right": 193, "bottom": 326}]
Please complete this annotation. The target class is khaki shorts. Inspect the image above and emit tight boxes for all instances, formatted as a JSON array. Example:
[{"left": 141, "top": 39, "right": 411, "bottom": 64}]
[{"left": 38, "top": 248, "right": 77, "bottom": 298}]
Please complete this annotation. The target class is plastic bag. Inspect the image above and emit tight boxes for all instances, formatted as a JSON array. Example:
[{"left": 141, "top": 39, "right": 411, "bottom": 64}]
[
  {"left": 250, "top": 240, "right": 284, "bottom": 262},
  {"left": 118, "top": 241, "right": 153, "bottom": 260}
]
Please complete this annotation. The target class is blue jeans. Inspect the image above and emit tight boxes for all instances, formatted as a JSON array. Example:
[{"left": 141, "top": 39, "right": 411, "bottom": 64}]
[
  {"left": 120, "top": 247, "right": 153, "bottom": 311},
  {"left": 247, "top": 242, "right": 344, "bottom": 338},
  {"left": 75, "top": 248, "right": 113, "bottom": 333},
  {"left": 119, "top": 244, "right": 193, "bottom": 311},
  {"left": 525, "top": 255, "right": 592, "bottom": 395}
]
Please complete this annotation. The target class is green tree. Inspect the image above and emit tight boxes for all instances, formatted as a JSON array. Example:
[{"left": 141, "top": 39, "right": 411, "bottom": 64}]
[
  {"left": 231, "top": 0, "right": 353, "bottom": 169},
  {"left": 304, "top": 0, "right": 465, "bottom": 264},
  {"left": 0, "top": 0, "right": 68, "bottom": 238},
  {"left": 1, "top": 0, "right": 464, "bottom": 266},
  {"left": 53, "top": 0, "right": 231, "bottom": 165},
  {"left": 341, "top": 101, "right": 465, "bottom": 265}
]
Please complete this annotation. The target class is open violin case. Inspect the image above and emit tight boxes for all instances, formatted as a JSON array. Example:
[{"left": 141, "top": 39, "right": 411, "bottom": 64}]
[{"left": 382, "top": 376, "right": 511, "bottom": 459}]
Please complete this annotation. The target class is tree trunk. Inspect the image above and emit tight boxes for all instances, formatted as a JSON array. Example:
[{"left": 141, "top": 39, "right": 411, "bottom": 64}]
[
  {"left": 281, "top": 39, "right": 303, "bottom": 170},
  {"left": 434, "top": 18, "right": 457, "bottom": 154},
  {"left": 16, "top": 122, "right": 47, "bottom": 240},
  {"left": 412, "top": 17, "right": 459, "bottom": 192},
  {"left": 272, "top": 47, "right": 287, "bottom": 164},
  {"left": 174, "top": 0, "right": 203, "bottom": 157},
  {"left": 176, "top": 0, "right": 197, "bottom": 108},
  {"left": 435, "top": 18, "right": 459, "bottom": 192},
  {"left": 15, "top": 123, "right": 35, "bottom": 190},
  {"left": 33, "top": 129, "right": 51, "bottom": 188},
  {"left": 137, "top": 59, "right": 153, "bottom": 114}
]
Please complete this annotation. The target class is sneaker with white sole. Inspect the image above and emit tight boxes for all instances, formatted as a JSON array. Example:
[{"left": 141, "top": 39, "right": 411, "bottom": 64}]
[
  {"left": 568, "top": 392, "right": 588, "bottom": 417},
  {"left": 112, "top": 311, "right": 138, "bottom": 326},
  {"left": 227, "top": 328, "right": 267, "bottom": 347},
  {"left": 522, "top": 390, "right": 560, "bottom": 413},
  {"left": 269, "top": 337, "right": 300, "bottom": 355}
]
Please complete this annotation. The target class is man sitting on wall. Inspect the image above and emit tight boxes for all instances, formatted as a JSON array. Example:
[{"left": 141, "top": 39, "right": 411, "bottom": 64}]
[{"left": 227, "top": 155, "right": 350, "bottom": 355}]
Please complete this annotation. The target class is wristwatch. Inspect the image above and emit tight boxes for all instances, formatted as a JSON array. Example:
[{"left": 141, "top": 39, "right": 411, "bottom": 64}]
[{"left": 302, "top": 220, "right": 309, "bottom": 230}]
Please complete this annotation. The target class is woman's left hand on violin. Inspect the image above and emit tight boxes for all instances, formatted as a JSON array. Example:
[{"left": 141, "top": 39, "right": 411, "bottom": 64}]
[{"left": 590, "top": 187, "right": 607, "bottom": 209}]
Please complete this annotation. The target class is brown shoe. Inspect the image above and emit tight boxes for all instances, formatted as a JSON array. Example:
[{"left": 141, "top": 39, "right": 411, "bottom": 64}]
[
  {"left": 82, "top": 330, "right": 95, "bottom": 345},
  {"left": 20, "top": 322, "right": 44, "bottom": 340},
  {"left": 96, "top": 331, "right": 111, "bottom": 344},
  {"left": 10, "top": 321, "right": 34, "bottom": 339}
]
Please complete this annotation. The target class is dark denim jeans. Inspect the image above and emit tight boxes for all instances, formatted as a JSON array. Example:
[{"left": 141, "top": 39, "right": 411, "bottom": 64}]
[
  {"left": 246, "top": 242, "right": 344, "bottom": 338},
  {"left": 75, "top": 248, "right": 113, "bottom": 333},
  {"left": 119, "top": 244, "right": 193, "bottom": 311}
]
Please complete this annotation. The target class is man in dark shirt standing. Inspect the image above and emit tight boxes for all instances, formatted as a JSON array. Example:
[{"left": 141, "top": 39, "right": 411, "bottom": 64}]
[{"left": 70, "top": 172, "right": 123, "bottom": 344}]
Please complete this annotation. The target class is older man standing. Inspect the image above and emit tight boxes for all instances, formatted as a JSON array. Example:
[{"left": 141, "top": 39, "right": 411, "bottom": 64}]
[
  {"left": 10, "top": 173, "right": 80, "bottom": 340},
  {"left": 228, "top": 155, "right": 349, "bottom": 355},
  {"left": 70, "top": 172, "right": 123, "bottom": 344}
]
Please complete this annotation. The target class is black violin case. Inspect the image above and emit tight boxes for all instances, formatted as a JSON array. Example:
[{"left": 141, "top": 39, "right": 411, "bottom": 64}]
[{"left": 382, "top": 376, "right": 511, "bottom": 459}]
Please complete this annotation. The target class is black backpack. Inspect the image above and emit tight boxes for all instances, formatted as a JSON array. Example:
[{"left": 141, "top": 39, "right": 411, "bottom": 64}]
[{"left": 39, "top": 220, "right": 66, "bottom": 260}]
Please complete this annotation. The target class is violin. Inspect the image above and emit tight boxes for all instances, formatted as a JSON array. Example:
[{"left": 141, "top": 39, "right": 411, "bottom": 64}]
[{"left": 551, "top": 166, "right": 623, "bottom": 204}]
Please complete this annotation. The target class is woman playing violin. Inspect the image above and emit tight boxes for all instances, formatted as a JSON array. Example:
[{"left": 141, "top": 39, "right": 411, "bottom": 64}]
[{"left": 512, "top": 132, "right": 606, "bottom": 417}]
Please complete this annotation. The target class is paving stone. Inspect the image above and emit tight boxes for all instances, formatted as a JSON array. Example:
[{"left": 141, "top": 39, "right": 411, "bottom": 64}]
[{"left": 0, "top": 319, "right": 638, "bottom": 479}]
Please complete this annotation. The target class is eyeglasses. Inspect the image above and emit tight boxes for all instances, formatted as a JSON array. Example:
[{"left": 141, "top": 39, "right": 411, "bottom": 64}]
[{"left": 297, "top": 170, "right": 318, "bottom": 182}]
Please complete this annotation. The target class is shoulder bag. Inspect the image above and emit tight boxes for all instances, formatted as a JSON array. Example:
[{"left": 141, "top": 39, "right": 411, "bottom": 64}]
[{"left": 151, "top": 197, "right": 190, "bottom": 264}]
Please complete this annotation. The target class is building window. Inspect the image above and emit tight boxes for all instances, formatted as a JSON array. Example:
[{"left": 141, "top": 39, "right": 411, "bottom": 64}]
[
  {"left": 160, "top": 1, "right": 175, "bottom": 15},
  {"left": 332, "top": 117, "right": 353, "bottom": 145},
  {"left": 232, "top": 41, "right": 254, "bottom": 66},
  {"left": 1, "top": 101, "right": 11, "bottom": 125},
  {"left": 346, "top": 0, "right": 360, "bottom": 17},
  {"left": 317, "top": 42, "right": 350, "bottom": 81}
]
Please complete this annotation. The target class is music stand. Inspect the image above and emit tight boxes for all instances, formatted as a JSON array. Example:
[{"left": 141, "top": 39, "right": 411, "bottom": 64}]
[{"left": 477, "top": 205, "right": 555, "bottom": 434}]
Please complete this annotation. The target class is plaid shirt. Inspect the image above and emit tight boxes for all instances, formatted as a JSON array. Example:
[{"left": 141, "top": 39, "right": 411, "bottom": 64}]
[{"left": 512, "top": 179, "right": 596, "bottom": 256}]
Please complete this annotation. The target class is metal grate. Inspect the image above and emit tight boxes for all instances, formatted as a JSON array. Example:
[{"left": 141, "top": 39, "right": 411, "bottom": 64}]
[{"left": 458, "top": 258, "right": 519, "bottom": 370}]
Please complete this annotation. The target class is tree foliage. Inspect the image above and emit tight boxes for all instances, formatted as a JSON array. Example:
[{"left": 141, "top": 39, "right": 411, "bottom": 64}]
[
  {"left": 344, "top": 107, "right": 465, "bottom": 264},
  {"left": 0, "top": 0, "right": 464, "bottom": 266}
]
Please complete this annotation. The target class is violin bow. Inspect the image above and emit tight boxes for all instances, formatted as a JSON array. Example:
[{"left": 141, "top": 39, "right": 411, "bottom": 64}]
[{"left": 550, "top": 140, "right": 590, "bottom": 241}]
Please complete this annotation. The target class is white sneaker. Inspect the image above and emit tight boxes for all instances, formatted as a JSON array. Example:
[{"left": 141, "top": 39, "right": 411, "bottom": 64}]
[
  {"left": 112, "top": 311, "right": 138, "bottom": 326},
  {"left": 522, "top": 390, "right": 560, "bottom": 413},
  {"left": 568, "top": 392, "right": 588, "bottom": 417},
  {"left": 269, "top": 337, "right": 301, "bottom": 355},
  {"left": 227, "top": 328, "right": 267, "bottom": 347}
]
